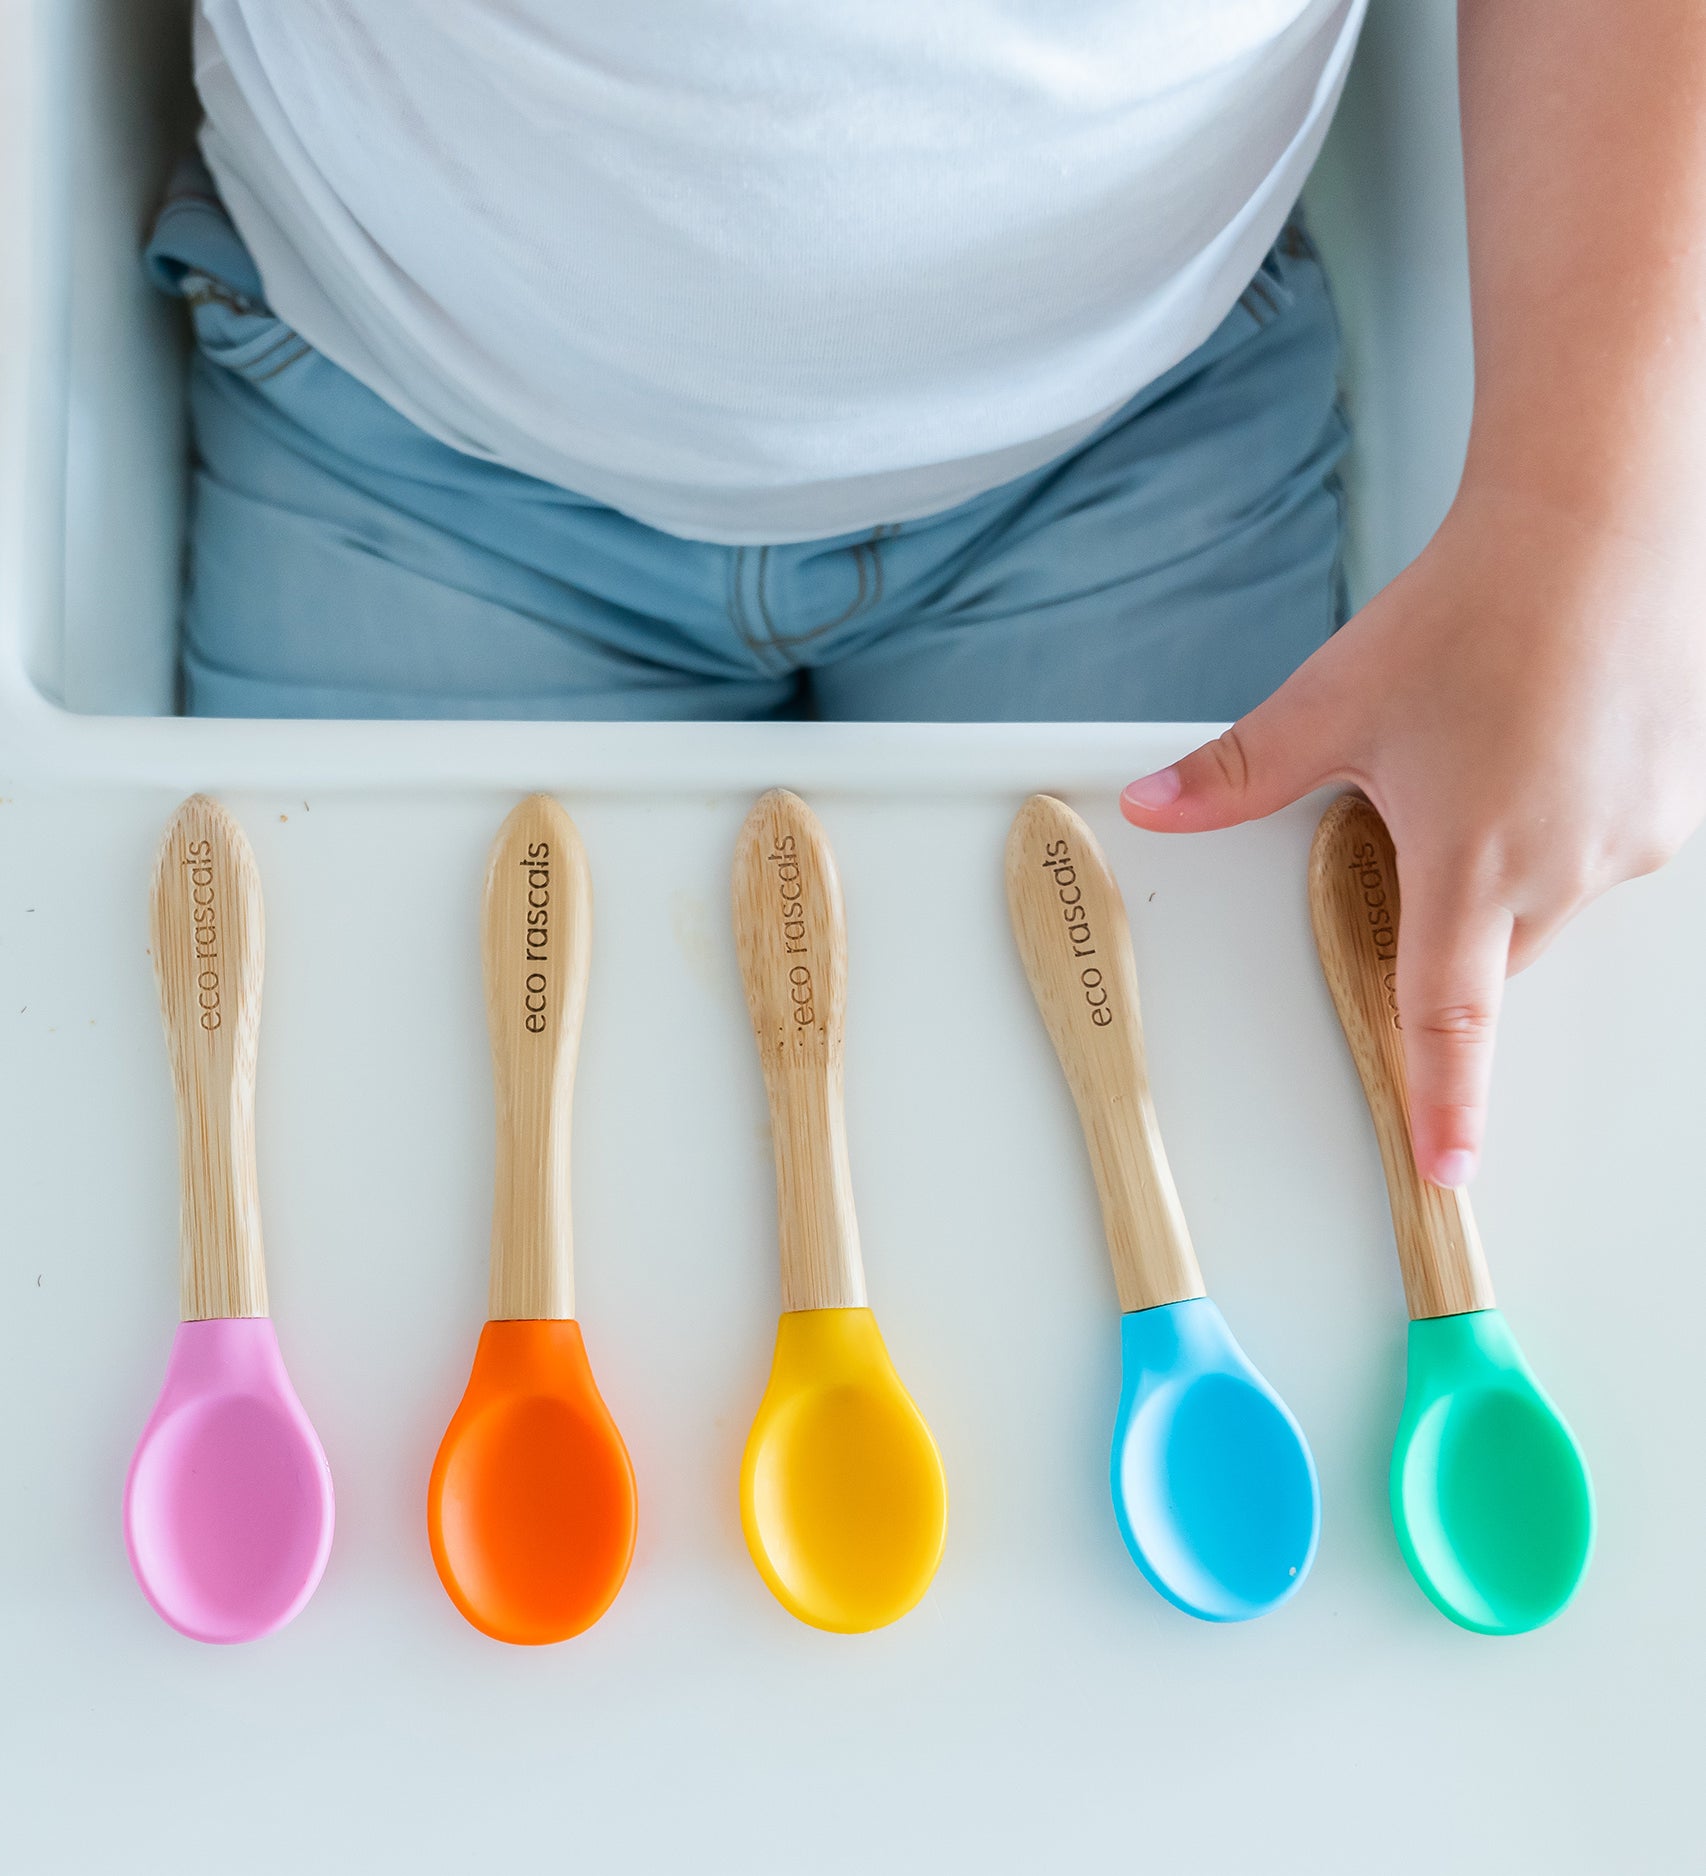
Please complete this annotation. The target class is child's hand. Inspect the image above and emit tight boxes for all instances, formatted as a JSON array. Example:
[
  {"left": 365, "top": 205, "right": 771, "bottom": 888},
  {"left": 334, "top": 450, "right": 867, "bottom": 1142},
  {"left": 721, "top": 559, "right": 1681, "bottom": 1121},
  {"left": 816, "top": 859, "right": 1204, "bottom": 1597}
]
[
  {"left": 1121, "top": 0, "right": 1706, "bottom": 1190},
  {"left": 1118, "top": 479, "right": 1706, "bottom": 1187}
]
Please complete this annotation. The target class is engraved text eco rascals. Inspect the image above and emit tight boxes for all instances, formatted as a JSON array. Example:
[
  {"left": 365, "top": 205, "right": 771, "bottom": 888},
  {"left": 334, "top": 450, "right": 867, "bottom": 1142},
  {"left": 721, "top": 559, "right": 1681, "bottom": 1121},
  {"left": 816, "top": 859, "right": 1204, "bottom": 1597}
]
[
  {"left": 183, "top": 836, "right": 221, "bottom": 1032},
  {"left": 1041, "top": 838, "right": 1113, "bottom": 1027},
  {"left": 769, "top": 830, "right": 815, "bottom": 1030},
  {"left": 521, "top": 840, "right": 550, "bottom": 1033},
  {"left": 1348, "top": 838, "right": 1402, "bottom": 1027}
]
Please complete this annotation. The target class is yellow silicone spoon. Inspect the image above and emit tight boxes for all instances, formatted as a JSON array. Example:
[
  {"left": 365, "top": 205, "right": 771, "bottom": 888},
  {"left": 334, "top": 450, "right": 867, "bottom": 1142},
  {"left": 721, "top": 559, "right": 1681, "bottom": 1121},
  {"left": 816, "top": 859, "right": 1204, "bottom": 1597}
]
[{"left": 731, "top": 790, "right": 947, "bottom": 1633}]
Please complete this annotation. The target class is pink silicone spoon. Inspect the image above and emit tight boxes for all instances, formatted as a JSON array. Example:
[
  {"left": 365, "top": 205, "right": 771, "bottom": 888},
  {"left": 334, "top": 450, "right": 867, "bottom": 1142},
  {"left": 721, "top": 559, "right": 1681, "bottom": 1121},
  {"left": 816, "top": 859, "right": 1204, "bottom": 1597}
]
[{"left": 123, "top": 796, "right": 334, "bottom": 1643}]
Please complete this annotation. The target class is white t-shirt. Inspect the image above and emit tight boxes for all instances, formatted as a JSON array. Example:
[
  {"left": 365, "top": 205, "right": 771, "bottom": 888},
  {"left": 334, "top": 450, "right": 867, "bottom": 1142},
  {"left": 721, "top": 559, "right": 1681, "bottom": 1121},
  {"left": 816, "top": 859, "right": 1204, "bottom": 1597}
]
[{"left": 195, "top": 0, "right": 1365, "bottom": 543}]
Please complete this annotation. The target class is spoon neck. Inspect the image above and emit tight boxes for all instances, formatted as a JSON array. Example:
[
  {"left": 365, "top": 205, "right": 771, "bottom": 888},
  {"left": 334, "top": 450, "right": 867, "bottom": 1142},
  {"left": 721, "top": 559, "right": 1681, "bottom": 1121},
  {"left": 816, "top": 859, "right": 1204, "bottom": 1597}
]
[
  {"left": 769, "top": 1068, "right": 866, "bottom": 1313},
  {"left": 176, "top": 1079, "right": 269, "bottom": 1321},
  {"left": 470, "top": 1316, "right": 588, "bottom": 1386},
  {"left": 766, "top": 1304, "right": 883, "bottom": 1385},
  {"left": 158, "top": 1316, "right": 283, "bottom": 1396},
  {"left": 489, "top": 1090, "right": 576, "bottom": 1319},
  {"left": 1396, "top": 1184, "right": 1496, "bottom": 1320},
  {"left": 1118, "top": 1294, "right": 1228, "bottom": 1373},
  {"left": 1403, "top": 1305, "right": 1519, "bottom": 1389},
  {"left": 1089, "top": 1099, "right": 1205, "bottom": 1313}
]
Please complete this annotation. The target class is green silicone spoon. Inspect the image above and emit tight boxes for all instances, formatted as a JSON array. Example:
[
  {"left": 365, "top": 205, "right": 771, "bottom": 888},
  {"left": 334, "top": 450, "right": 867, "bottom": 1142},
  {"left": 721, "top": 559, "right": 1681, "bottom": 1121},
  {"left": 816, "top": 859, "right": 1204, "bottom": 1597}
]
[{"left": 1309, "top": 795, "right": 1594, "bottom": 1635}]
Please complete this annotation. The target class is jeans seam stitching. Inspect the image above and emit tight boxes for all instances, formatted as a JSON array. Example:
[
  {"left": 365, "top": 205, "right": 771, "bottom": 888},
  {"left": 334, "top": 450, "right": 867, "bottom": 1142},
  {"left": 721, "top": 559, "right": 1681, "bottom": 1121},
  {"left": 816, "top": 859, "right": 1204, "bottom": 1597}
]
[{"left": 756, "top": 530, "right": 887, "bottom": 652}]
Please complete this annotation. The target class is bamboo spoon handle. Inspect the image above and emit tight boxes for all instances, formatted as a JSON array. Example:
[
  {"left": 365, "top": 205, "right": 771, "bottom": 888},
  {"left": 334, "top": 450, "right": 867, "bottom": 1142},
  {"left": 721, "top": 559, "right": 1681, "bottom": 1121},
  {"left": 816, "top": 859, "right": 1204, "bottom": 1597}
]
[
  {"left": 483, "top": 795, "right": 591, "bottom": 1321},
  {"left": 150, "top": 795, "right": 268, "bottom": 1322},
  {"left": 1307, "top": 794, "right": 1495, "bottom": 1320},
  {"left": 732, "top": 790, "right": 866, "bottom": 1313},
  {"left": 1005, "top": 794, "right": 1203, "bottom": 1313}
]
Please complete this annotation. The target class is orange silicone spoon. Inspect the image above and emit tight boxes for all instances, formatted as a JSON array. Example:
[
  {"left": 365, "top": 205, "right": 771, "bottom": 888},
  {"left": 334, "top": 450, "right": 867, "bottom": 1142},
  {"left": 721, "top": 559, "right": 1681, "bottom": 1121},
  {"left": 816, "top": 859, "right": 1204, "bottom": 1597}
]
[{"left": 427, "top": 795, "right": 637, "bottom": 1644}]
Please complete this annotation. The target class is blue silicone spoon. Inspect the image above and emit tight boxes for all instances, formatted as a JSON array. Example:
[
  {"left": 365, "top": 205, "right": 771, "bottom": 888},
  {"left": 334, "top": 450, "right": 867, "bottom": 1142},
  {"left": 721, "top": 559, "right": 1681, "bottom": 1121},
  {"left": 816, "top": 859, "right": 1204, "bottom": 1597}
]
[{"left": 1007, "top": 794, "right": 1319, "bottom": 1621}]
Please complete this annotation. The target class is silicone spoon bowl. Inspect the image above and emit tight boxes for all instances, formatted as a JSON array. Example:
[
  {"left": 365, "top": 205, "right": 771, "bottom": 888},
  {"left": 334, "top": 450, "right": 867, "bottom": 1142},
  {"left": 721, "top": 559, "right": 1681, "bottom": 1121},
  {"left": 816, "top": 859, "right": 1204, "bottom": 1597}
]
[
  {"left": 126, "top": 1320, "right": 333, "bottom": 1644},
  {"left": 430, "top": 1321, "right": 635, "bottom": 1643},
  {"left": 1392, "top": 1310, "right": 1593, "bottom": 1634},
  {"left": 1112, "top": 1299, "right": 1319, "bottom": 1621},
  {"left": 733, "top": 790, "right": 947, "bottom": 1633},
  {"left": 125, "top": 796, "right": 333, "bottom": 1643},
  {"left": 1007, "top": 794, "right": 1318, "bottom": 1622},
  {"left": 1309, "top": 794, "right": 1594, "bottom": 1634},
  {"left": 428, "top": 796, "right": 636, "bottom": 1644},
  {"left": 742, "top": 1307, "right": 945, "bottom": 1632}
]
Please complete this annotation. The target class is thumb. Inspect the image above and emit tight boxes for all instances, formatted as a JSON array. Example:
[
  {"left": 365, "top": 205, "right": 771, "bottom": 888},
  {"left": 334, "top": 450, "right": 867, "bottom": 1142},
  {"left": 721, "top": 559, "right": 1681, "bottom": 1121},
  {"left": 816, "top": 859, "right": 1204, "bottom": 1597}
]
[
  {"left": 1394, "top": 864, "right": 1514, "bottom": 1188},
  {"left": 1120, "top": 675, "right": 1343, "bottom": 833}
]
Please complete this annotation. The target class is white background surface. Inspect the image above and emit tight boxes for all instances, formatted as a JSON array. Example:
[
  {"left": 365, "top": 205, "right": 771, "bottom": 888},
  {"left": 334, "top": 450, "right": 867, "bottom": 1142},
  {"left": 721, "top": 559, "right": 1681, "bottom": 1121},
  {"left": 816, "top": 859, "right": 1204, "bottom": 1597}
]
[{"left": 3, "top": 0, "right": 1704, "bottom": 1870}]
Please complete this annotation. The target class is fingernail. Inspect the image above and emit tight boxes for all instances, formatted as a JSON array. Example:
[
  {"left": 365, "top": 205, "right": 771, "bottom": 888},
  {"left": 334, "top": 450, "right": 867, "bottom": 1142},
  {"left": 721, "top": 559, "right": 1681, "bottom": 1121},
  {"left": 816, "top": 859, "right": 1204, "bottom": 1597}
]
[
  {"left": 1432, "top": 1149, "right": 1477, "bottom": 1189},
  {"left": 1121, "top": 766, "right": 1182, "bottom": 813}
]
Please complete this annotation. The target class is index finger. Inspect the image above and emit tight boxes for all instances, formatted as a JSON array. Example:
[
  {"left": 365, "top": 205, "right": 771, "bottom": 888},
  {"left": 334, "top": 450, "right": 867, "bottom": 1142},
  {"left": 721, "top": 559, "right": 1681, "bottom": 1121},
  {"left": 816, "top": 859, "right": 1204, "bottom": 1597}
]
[{"left": 1394, "top": 865, "right": 1515, "bottom": 1188}]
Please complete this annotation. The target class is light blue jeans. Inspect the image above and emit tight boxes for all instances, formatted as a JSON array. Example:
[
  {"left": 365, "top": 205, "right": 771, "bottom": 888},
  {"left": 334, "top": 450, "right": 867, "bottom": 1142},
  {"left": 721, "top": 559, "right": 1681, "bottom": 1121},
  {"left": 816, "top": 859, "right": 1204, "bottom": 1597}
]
[{"left": 147, "top": 160, "right": 1348, "bottom": 721}]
